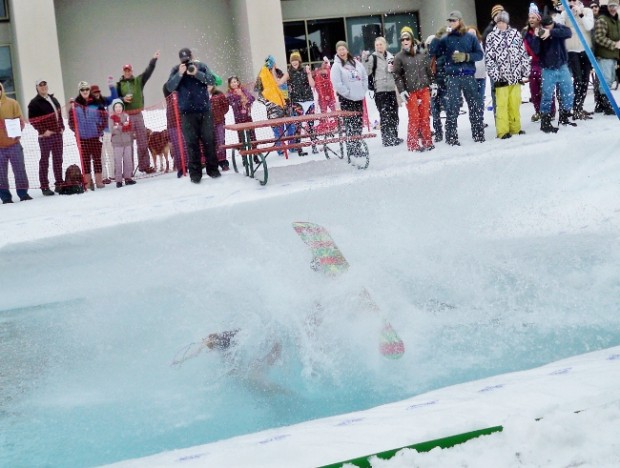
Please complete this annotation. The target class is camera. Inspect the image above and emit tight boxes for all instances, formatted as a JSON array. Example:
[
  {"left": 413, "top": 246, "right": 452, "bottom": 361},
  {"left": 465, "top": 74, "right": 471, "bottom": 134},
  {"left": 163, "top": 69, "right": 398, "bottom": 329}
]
[{"left": 182, "top": 59, "right": 196, "bottom": 74}]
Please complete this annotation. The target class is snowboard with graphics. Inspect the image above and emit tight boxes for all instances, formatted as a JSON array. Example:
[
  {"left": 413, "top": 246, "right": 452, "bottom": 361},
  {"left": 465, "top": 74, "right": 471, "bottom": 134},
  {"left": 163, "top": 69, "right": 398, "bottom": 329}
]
[{"left": 292, "top": 221, "right": 405, "bottom": 359}]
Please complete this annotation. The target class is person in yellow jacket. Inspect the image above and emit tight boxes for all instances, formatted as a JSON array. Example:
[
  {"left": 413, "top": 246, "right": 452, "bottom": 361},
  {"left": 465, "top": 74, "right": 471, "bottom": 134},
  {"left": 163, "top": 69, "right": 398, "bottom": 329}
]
[{"left": 0, "top": 82, "right": 32, "bottom": 204}]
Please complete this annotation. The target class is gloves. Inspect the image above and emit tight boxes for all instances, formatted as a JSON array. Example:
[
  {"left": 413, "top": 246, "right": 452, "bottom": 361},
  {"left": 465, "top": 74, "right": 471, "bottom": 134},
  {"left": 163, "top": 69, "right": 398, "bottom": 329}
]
[
  {"left": 400, "top": 91, "right": 410, "bottom": 101},
  {"left": 452, "top": 51, "right": 469, "bottom": 63},
  {"left": 107, "top": 75, "right": 115, "bottom": 87},
  {"left": 430, "top": 83, "right": 438, "bottom": 98}
]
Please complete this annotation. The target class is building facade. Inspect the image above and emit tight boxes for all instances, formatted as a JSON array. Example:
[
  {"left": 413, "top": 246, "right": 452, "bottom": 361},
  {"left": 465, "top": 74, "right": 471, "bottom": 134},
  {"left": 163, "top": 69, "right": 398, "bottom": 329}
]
[{"left": 3, "top": 0, "right": 482, "bottom": 110}]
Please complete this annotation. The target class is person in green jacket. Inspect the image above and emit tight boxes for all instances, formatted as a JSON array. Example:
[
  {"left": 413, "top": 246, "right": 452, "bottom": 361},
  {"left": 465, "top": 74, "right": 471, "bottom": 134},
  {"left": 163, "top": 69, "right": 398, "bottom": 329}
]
[{"left": 117, "top": 50, "right": 160, "bottom": 173}]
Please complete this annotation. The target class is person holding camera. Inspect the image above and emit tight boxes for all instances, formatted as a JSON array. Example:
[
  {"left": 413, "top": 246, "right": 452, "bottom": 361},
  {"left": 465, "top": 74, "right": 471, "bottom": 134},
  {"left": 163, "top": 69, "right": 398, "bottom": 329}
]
[
  {"left": 165, "top": 47, "right": 221, "bottom": 183},
  {"left": 363, "top": 36, "right": 402, "bottom": 147},
  {"left": 525, "top": 15, "right": 576, "bottom": 133}
]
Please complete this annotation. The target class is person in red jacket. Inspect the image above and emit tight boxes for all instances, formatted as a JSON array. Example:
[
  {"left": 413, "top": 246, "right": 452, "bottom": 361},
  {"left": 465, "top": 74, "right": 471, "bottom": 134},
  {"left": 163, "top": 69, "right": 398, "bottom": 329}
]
[{"left": 208, "top": 84, "right": 231, "bottom": 171}]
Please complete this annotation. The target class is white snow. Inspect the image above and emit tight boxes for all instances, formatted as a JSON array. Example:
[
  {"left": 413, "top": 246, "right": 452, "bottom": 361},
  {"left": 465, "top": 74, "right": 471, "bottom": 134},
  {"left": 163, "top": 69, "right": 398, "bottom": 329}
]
[{"left": 2, "top": 89, "right": 620, "bottom": 467}]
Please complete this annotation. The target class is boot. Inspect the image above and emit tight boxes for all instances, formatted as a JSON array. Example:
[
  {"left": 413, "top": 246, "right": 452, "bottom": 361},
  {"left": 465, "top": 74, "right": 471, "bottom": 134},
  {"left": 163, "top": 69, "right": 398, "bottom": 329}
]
[
  {"left": 540, "top": 113, "right": 558, "bottom": 134},
  {"left": 84, "top": 173, "right": 94, "bottom": 191},
  {"left": 95, "top": 173, "right": 105, "bottom": 189},
  {"left": 599, "top": 95, "right": 615, "bottom": 115},
  {"left": 559, "top": 110, "right": 577, "bottom": 127}
]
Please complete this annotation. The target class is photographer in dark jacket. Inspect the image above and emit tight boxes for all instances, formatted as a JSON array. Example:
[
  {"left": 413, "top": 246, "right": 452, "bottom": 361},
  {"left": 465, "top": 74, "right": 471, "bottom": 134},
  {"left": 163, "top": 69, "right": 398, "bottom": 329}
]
[
  {"left": 28, "top": 80, "right": 65, "bottom": 195},
  {"left": 165, "top": 48, "right": 220, "bottom": 183}
]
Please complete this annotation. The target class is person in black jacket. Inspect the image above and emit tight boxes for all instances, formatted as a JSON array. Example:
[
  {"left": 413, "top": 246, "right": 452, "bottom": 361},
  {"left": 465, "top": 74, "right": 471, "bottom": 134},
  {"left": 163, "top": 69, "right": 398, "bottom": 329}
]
[
  {"left": 525, "top": 16, "right": 576, "bottom": 133},
  {"left": 165, "top": 48, "right": 220, "bottom": 183},
  {"left": 27, "top": 80, "right": 65, "bottom": 196}
]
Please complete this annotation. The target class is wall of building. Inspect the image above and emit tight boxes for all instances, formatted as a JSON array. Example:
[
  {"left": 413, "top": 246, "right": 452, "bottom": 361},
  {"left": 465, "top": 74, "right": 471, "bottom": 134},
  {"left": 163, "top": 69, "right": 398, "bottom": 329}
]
[{"left": 53, "top": 0, "right": 242, "bottom": 108}]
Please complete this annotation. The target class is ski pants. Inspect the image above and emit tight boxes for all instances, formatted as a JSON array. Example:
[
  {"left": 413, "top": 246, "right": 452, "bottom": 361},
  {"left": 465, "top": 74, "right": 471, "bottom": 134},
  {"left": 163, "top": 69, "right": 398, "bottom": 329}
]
[
  {"left": 374, "top": 91, "right": 399, "bottom": 146},
  {"left": 494, "top": 84, "right": 522, "bottom": 137},
  {"left": 445, "top": 75, "right": 484, "bottom": 143},
  {"left": 568, "top": 51, "right": 592, "bottom": 113},
  {"left": 404, "top": 88, "right": 432, "bottom": 151},
  {"left": 180, "top": 111, "right": 218, "bottom": 180}
]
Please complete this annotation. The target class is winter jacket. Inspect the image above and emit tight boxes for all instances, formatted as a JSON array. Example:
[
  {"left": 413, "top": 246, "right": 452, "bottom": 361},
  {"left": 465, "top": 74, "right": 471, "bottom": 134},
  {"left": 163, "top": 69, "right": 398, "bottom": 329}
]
[
  {"left": 27, "top": 93, "right": 65, "bottom": 135},
  {"left": 117, "top": 57, "right": 157, "bottom": 111},
  {"left": 558, "top": 8, "right": 594, "bottom": 51},
  {"left": 594, "top": 10, "right": 620, "bottom": 60},
  {"left": 428, "top": 37, "right": 447, "bottom": 88},
  {"left": 0, "top": 82, "right": 25, "bottom": 148},
  {"left": 485, "top": 26, "right": 531, "bottom": 85},
  {"left": 210, "top": 90, "right": 229, "bottom": 125},
  {"left": 363, "top": 51, "right": 396, "bottom": 93},
  {"left": 109, "top": 106, "right": 133, "bottom": 147},
  {"left": 166, "top": 61, "right": 215, "bottom": 114},
  {"left": 437, "top": 28, "right": 484, "bottom": 76},
  {"left": 525, "top": 22, "right": 572, "bottom": 69},
  {"left": 287, "top": 66, "right": 314, "bottom": 102},
  {"left": 523, "top": 28, "right": 542, "bottom": 69},
  {"left": 68, "top": 97, "right": 106, "bottom": 139},
  {"left": 227, "top": 87, "right": 255, "bottom": 123},
  {"left": 330, "top": 56, "right": 368, "bottom": 101},
  {"left": 392, "top": 49, "right": 433, "bottom": 93}
]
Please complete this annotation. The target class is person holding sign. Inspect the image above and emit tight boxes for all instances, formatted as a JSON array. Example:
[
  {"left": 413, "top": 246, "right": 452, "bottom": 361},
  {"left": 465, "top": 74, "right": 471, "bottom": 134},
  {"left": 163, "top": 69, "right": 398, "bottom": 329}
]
[{"left": 0, "top": 82, "right": 31, "bottom": 204}]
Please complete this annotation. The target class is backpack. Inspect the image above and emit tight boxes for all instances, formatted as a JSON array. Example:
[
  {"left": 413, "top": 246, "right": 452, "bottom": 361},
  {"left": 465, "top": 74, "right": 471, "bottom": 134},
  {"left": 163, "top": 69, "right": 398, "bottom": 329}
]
[
  {"left": 367, "top": 54, "right": 378, "bottom": 93},
  {"left": 58, "top": 164, "right": 85, "bottom": 195}
]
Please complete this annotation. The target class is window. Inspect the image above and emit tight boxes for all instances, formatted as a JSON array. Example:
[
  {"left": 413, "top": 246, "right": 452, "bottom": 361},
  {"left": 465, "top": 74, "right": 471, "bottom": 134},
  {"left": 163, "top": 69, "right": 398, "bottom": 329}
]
[
  {"left": 0, "top": 45, "right": 15, "bottom": 99},
  {"left": 283, "top": 12, "right": 418, "bottom": 66},
  {"left": 0, "top": 0, "right": 7, "bottom": 21},
  {"left": 345, "top": 15, "right": 382, "bottom": 57}
]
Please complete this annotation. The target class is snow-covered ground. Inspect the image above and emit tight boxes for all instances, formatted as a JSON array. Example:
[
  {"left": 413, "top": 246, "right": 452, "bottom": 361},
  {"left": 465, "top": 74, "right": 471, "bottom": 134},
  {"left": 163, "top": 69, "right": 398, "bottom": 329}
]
[{"left": 1, "top": 89, "right": 619, "bottom": 467}]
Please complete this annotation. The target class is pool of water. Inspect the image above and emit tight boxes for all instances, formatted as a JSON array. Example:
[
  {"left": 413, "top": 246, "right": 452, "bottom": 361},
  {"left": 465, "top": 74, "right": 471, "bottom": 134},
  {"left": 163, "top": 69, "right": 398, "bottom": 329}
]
[{"left": 1, "top": 175, "right": 619, "bottom": 467}]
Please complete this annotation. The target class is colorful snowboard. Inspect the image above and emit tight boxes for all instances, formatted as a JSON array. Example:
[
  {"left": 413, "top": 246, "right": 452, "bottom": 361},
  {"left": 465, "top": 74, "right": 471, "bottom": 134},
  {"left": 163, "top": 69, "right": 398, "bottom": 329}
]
[{"left": 292, "top": 221, "right": 405, "bottom": 359}]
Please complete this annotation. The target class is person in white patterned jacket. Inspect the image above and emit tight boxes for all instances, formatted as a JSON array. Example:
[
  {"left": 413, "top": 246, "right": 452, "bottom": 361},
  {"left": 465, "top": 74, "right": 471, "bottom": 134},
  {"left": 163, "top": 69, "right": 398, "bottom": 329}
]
[{"left": 484, "top": 10, "right": 531, "bottom": 139}]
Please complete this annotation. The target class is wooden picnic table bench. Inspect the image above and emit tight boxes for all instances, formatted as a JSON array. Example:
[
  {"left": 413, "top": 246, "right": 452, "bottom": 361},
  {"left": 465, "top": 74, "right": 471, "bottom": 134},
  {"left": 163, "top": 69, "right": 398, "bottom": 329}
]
[{"left": 223, "top": 110, "right": 376, "bottom": 185}]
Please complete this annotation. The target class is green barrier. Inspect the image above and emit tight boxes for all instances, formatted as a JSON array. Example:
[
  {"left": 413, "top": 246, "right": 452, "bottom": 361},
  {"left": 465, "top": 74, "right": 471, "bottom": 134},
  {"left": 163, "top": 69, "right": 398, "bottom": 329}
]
[{"left": 317, "top": 425, "right": 504, "bottom": 468}]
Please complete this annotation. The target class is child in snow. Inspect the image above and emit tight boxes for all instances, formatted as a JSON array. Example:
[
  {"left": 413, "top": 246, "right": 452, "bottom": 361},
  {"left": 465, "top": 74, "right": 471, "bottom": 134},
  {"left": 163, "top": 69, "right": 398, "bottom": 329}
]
[{"left": 109, "top": 99, "right": 136, "bottom": 187}]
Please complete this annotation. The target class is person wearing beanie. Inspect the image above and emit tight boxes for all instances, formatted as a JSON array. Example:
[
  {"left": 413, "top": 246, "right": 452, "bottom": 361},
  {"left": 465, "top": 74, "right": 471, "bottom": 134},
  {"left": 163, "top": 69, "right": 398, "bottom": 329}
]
[
  {"left": 166, "top": 48, "right": 221, "bottom": 182},
  {"left": 484, "top": 9, "right": 531, "bottom": 139},
  {"left": 117, "top": 50, "right": 160, "bottom": 174},
  {"left": 108, "top": 98, "right": 136, "bottom": 187},
  {"left": 89, "top": 77, "right": 119, "bottom": 184},
  {"left": 68, "top": 81, "right": 108, "bottom": 189},
  {"left": 523, "top": 4, "right": 558, "bottom": 122},
  {"left": 363, "top": 36, "right": 402, "bottom": 147},
  {"left": 330, "top": 40, "right": 368, "bottom": 162},
  {"left": 435, "top": 10, "right": 486, "bottom": 145},
  {"left": 483, "top": 4, "right": 505, "bottom": 42},
  {"left": 27, "top": 79, "right": 65, "bottom": 196},
  {"left": 428, "top": 26, "right": 449, "bottom": 142},
  {"left": 524, "top": 14, "right": 577, "bottom": 133},
  {"left": 593, "top": 0, "right": 620, "bottom": 115},
  {"left": 287, "top": 50, "right": 317, "bottom": 155},
  {"left": 393, "top": 29, "right": 434, "bottom": 151},
  {"left": 255, "top": 55, "right": 295, "bottom": 156},
  {"left": 0, "top": 82, "right": 31, "bottom": 204},
  {"left": 559, "top": 0, "right": 595, "bottom": 119}
]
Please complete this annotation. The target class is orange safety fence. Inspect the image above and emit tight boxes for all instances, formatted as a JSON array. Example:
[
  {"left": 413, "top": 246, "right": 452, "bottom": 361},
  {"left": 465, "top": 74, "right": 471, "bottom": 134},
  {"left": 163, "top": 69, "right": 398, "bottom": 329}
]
[{"left": 4, "top": 78, "right": 342, "bottom": 191}]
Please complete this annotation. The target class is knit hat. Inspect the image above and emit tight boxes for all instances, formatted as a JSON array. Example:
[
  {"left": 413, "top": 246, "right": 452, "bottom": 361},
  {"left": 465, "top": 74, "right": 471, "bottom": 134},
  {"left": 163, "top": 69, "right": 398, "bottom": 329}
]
[
  {"left": 289, "top": 50, "right": 302, "bottom": 63},
  {"left": 111, "top": 98, "right": 124, "bottom": 110},
  {"left": 400, "top": 26, "right": 414, "bottom": 40},
  {"left": 447, "top": 10, "right": 463, "bottom": 21},
  {"left": 78, "top": 81, "right": 89, "bottom": 91},
  {"left": 529, "top": 3, "right": 542, "bottom": 20},
  {"left": 335, "top": 40, "right": 348, "bottom": 50},
  {"left": 491, "top": 4, "right": 504, "bottom": 19},
  {"left": 496, "top": 11, "right": 510, "bottom": 24},
  {"left": 590, "top": 1, "right": 599, "bottom": 6}
]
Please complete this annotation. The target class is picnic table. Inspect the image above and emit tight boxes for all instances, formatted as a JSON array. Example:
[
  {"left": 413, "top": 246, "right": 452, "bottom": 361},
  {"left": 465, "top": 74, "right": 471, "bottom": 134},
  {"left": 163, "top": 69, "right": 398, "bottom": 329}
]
[{"left": 223, "top": 110, "right": 376, "bottom": 186}]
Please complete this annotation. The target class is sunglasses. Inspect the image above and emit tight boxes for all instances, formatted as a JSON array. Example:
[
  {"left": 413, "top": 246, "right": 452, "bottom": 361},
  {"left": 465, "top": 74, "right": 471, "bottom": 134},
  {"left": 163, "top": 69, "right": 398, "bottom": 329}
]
[
  {"left": 80, "top": 88, "right": 90, "bottom": 92},
  {"left": 448, "top": 19, "right": 459, "bottom": 22},
  {"left": 400, "top": 37, "right": 411, "bottom": 42}
]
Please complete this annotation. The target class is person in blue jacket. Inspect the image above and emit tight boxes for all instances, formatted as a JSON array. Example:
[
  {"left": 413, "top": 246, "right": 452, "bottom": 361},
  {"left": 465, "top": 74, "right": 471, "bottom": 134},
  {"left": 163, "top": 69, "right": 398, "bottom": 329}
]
[
  {"left": 524, "top": 15, "right": 576, "bottom": 133},
  {"left": 436, "top": 10, "right": 485, "bottom": 146},
  {"left": 68, "top": 81, "right": 107, "bottom": 189}
]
